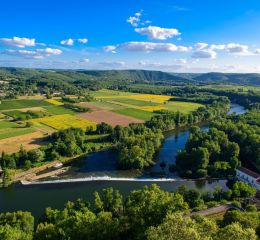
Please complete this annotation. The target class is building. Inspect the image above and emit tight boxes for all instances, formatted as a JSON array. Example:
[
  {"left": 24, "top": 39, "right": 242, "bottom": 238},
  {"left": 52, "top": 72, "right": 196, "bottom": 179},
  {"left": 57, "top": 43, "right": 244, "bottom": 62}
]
[{"left": 236, "top": 167, "right": 260, "bottom": 191}]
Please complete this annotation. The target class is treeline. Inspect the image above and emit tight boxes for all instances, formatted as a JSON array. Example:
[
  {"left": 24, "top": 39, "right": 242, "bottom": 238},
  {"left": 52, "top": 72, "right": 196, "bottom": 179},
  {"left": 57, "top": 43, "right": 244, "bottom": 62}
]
[
  {"left": 164, "top": 86, "right": 260, "bottom": 110},
  {"left": 176, "top": 126, "right": 240, "bottom": 178},
  {"left": 63, "top": 103, "right": 90, "bottom": 113},
  {"left": 212, "top": 110, "right": 260, "bottom": 172},
  {"left": 115, "top": 125, "right": 163, "bottom": 169},
  {"left": 0, "top": 127, "right": 111, "bottom": 186},
  {"left": 146, "top": 98, "right": 230, "bottom": 131},
  {"left": 0, "top": 183, "right": 258, "bottom": 240},
  {"left": 176, "top": 110, "right": 260, "bottom": 178},
  {"left": 5, "top": 110, "right": 49, "bottom": 121}
]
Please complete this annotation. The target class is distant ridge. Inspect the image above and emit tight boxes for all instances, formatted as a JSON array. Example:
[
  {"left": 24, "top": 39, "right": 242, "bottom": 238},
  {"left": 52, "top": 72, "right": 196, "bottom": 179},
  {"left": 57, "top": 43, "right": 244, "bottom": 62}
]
[{"left": 0, "top": 67, "right": 259, "bottom": 86}]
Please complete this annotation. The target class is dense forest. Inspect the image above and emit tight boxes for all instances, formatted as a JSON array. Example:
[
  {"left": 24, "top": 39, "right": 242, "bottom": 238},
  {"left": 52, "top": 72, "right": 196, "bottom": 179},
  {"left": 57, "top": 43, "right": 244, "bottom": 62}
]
[
  {"left": 176, "top": 110, "right": 260, "bottom": 178},
  {"left": 0, "top": 183, "right": 258, "bottom": 240},
  {"left": 0, "top": 68, "right": 260, "bottom": 100}
]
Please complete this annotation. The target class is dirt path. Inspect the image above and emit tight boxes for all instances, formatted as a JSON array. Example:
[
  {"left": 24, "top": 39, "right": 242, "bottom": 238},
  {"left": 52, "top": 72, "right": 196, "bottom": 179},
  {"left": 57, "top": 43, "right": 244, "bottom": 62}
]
[
  {"left": 190, "top": 204, "right": 243, "bottom": 216},
  {"left": 14, "top": 161, "right": 61, "bottom": 181}
]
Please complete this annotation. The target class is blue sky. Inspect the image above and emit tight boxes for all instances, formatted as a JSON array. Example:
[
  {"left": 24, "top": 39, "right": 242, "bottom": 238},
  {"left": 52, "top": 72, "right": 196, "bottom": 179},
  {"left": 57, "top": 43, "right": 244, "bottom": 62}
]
[{"left": 0, "top": 0, "right": 260, "bottom": 72}]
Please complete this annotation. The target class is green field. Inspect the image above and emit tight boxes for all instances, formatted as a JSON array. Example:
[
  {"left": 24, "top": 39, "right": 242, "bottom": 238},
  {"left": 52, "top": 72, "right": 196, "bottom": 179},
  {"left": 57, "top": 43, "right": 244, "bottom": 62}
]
[
  {"left": 86, "top": 101, "right": 124, "bottom": 110},
  {"left": 113, "top": 108, "right": 156, "bottom": 121},
  {"left": 90, "top": 89, "right": 133, "bottom": 97},
  {"left": 43, "top": 106, "right": 76, "bottom": 115},
  {"left": 0, "top": 120, "right": 35, "bottom": 139},
  {"left": 109, "top": 98, "right": 159, "bottom": 107},
  {"left": 0, "top": 99, "right": 52, "bottom": 110},
  {"left": 165, "top": 101, "right": 203, "bottom": 113}
]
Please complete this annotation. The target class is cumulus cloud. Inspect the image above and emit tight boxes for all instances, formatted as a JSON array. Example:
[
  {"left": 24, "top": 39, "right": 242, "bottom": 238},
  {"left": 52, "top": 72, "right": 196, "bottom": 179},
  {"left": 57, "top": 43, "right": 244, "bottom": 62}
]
[
  {"left": 193, "top": 42, "right": 251, "bottom": 58},
  {"left": 60, "top": 38, "right": 74, "bottom": 46},
  {"left": 3, "top": 48, "right": 62, "bottom": 59},
  {"left": 192, "top": 49, "right": 217, "bottom": 59},
  {"left": 126, "top": 10, "right": 151, "bottom": 27},
  {"left": 127, "top": 11, "right": 142, "bottom": 27},
  {"left": 225, "top": 43, "right": 249, "bottom": 53},
  {"left": 0, "top": 37, "right": 36, "bottom": 48},
  {"left": 78, "top": 38, "right": 88, "bottom": 44},
  {"left": 107, "top": 42, "right": 191, "bottom": 53},
  {"left": 195, "top": 42, "right": 208, "bottom": 50},
  {"left": 135, "top": 26, "right": 181, "bottom": 40}
]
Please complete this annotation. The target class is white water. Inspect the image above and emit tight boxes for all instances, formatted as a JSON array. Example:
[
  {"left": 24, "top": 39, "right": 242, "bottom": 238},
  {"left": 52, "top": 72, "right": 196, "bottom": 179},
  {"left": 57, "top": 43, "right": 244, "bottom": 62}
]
[{"left": 21, "top": 176, "right": 184, "bottom": 185}]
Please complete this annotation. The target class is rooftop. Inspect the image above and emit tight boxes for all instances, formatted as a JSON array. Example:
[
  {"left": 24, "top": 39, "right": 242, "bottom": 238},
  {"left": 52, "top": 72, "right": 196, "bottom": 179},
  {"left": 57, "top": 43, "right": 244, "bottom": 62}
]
[{"left": 238, "top": 167, "right": 260, "bottom": 179}]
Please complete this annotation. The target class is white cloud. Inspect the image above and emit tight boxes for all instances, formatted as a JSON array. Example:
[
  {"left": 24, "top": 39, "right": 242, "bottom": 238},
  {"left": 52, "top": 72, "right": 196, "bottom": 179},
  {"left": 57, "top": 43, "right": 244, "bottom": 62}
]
[
  {"left": 195, "top": 42, "right": 208, "bottom": 50},
  {"left": 60, "top": 38, "right": 74, "bottom": 46},
  {"left": 127, "top": 11, "right": 142, "bottom": 27},
  {"left": 0, "top": 37, "right": 36, "bottom": 48},
  {"left": 3, "top": 48, "right": 62, "bottom": 59},
  {"left": 117, "top": 42, "right": 191, "bottom": 52},
  {"left": 225, "top": 43, "right": 249, "bottom": 53},
  {"left": 103, "top": 45, "right": 117, "bottom": 53},
  {"left": 135, "top": 26, "right": 181, "bottom": 40},
  {"left": 78, "top": 38, "right": 88, "bottom": 44},
  {"left": 210, "top": 44, "right": 226, "bottom": 50},
  {"left": 126, "top": 10, "right": 151, "bottom": 27},
  {"left": 192, "top": 49, "right": 217, "bottom": 59}
]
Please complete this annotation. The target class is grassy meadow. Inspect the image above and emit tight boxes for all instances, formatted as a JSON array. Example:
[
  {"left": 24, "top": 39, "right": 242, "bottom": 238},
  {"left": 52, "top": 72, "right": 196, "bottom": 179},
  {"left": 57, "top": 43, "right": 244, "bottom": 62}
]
[
  {"left": 0, "top": 120, "right": 34, "bottom": 140},
  {"left": 0, "top": 99, "right": 52, "bottom": 110}
]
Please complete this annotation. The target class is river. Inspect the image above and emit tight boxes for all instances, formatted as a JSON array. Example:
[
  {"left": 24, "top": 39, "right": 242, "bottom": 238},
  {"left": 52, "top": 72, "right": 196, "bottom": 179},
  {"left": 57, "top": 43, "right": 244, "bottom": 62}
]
[{"left": 0, "top": 104, "right": 246, "bottom": 219}]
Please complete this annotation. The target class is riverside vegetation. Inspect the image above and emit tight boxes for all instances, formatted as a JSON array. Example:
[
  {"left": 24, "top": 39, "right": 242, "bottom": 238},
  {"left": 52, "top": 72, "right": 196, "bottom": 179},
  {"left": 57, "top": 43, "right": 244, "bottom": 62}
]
[
  {"left": 0, "top": 68, "right": 259, "bottom": 240},
  {"left": 0, "top": 183, "right": 258, "bottom": 240}
]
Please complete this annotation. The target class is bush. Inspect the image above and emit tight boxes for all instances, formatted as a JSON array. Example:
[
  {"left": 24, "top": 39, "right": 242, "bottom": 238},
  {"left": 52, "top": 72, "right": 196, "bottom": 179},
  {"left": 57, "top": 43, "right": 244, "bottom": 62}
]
[
  {"left": 245, "top": 205, "right": 257, "bottom": 212},
  {"left": 231, "top": 200, "right": 242, "bottom": 208}
]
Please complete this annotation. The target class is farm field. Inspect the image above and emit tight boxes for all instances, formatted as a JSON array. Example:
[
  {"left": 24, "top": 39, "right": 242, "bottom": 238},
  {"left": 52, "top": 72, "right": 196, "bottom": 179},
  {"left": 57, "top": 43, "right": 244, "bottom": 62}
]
[
  {"left": 106, "top": 98, "right": 160, "bottom": 107},
  {"left": 79, "top": 110, "right": 144, "bottom": 127},
  {"left": 45, "top": 99, "right": 64, "bottom": 106},
  {"left": 0, "top": 99, "right": 52, "bottom": 111},
  {"left": 165, "top": 101, "right": 203, "bottom": 113},
  {"left": 0, "top": 120, "right": 35, "bottom": 140},
  {"left": 31, "top": 114, "right": 96, "bottom": 130},
  {"left": 0, "top": 131, "right": 47, "bottom": 153},
  {"left": 43, "top": 106, "right": 76, "bottom": 115},
  {"left": 76, "top": 101, "right": 124, "bottom": 111},
  {"left": 113, "top": 108, "right": 155, "bottom": 121}
]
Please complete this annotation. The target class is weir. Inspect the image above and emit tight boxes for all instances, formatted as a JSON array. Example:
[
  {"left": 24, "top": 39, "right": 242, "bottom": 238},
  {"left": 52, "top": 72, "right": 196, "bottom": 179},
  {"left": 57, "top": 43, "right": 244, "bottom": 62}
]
[{"left": 20, "top": 176, "right": 184, "bottom": 185}]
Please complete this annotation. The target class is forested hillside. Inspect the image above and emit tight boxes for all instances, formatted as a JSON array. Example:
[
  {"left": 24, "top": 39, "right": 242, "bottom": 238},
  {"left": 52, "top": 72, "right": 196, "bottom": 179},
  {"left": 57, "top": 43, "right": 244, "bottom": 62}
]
[{"left": 1, "top": 67, "right": 260, "bottom": 87}]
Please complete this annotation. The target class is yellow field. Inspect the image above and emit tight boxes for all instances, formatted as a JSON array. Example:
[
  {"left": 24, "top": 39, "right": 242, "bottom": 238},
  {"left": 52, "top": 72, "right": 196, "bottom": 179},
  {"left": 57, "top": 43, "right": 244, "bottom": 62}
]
[
  {"left": 0, "top": 113, "right": 5, "bottom": 119},
  {"left": 138, "top": 106, "right": 167, "bottom": 112},
  {"left": 31, "top": 114, "right": 96, "bottom": 130},
  {"left": 125, "top": 94, "right": 172, "bottom": 103},
  {"left": 97, "top": 93, "right": 172, "bottom": 103},
  {"left": 45, "top": 99, "right": 64, "bottom": 106}
]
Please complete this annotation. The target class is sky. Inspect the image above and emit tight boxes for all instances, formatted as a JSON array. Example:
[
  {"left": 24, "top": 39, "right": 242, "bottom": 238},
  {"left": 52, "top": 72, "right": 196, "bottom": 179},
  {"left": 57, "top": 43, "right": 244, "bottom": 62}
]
[{"left": 0, "top": 0, "right": 260, "bottom": 73}]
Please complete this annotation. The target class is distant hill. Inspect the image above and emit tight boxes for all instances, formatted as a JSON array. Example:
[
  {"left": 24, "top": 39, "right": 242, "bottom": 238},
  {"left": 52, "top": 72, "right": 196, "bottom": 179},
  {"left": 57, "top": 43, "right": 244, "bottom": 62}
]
[{"left": 0, "top": 68, "right": 259, "bottom": 86}]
